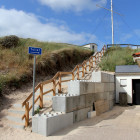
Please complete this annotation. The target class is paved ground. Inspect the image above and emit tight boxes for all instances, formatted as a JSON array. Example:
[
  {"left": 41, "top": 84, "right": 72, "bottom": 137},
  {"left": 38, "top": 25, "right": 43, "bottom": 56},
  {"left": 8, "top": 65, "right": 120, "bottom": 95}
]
[{"left": 1, "top": 105, "right": 140, "bottom": 140}]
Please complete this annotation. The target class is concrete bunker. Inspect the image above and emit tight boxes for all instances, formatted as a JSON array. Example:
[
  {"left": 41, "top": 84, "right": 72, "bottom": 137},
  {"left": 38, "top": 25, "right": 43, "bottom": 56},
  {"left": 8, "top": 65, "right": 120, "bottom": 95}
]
[{"left": 115, "top": 65, "right": 140, "bottom": 105}]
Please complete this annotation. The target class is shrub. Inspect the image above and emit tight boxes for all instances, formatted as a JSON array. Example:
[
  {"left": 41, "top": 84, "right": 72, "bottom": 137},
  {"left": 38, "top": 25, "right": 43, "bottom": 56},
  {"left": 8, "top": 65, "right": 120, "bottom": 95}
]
[{"left": 0, "top": 35, "right": 19, "bottom": 48}]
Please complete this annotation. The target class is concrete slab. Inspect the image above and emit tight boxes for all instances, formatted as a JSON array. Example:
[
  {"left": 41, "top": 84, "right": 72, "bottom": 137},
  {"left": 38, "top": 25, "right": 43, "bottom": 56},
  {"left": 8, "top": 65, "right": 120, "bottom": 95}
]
[
  {"left": 73, "top": 107, "right": 90, "bottom": 123},
  {"left": 95, "top": 83, "right": 104, "bottom": 93},
  {"left": 32, "top": 112, "right": 73, "bottom": 136}
]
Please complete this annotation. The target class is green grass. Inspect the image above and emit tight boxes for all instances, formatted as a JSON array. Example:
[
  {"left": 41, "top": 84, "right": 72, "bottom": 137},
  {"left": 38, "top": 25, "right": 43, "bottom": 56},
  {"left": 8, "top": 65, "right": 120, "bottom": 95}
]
[
  {"left": 100, "top": 46, "right": 140, "bottom": 72},
  {"left": 0, "top": 37, "right": 92, "bottom": 95}
]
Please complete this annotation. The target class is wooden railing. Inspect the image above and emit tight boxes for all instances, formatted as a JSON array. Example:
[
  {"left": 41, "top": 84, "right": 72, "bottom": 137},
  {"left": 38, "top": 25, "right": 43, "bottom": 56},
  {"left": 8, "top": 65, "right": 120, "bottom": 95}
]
[{"left": 22, "top": 45, "right": 106, "bottom": 127}]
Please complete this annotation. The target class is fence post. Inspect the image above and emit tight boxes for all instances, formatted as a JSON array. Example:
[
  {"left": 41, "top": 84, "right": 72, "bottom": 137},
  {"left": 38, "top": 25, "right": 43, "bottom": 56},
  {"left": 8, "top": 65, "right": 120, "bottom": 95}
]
[
  {"left": 53, "top": 79, "right": 56, "bottom": 96},
  {"left": 85, "top": 61, "right": 87, "bottom": 73},
  {"left": 82, "top": 64, "right": 84, "bottom": 77},
  {"left": 40, "top": 84, "right": 43, "bottom": 108},
  {"left": 77, "top": 65, "right": 79, "bottom": 80},
  {"left": 89, "top": 59, "right": 91, "bottom": 71},
  {"left": 72, "top": 72, "right": 74, "bottom": 80},
  {"left": 25, "top": 102, "right": 29, "bottom": 127},
  {"left": 58, "top": 73, "right": 62, "bottom": 93}
]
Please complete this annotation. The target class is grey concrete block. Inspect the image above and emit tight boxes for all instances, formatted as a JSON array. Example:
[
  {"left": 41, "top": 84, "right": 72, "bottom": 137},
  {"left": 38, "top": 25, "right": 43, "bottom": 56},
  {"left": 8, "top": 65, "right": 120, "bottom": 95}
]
[
  {"left": 32, "top": 112, "right": 73, "bottom": 136},
  {"left": 53, "top": 95, "right": 86, "bottom": 113},
  {"left": 94, "top": 92, "right": 106, "bottom": 101},
  {"left": 88, "top": 111, "right": 96, "bottom": 118},
  {"left": 85, "top": 93, "right": 95, "bottom": 107},
  {"left": 73, "top": 107, "right": 90, "bottom": 123},
  {"left": 109, "top": 74, "right": 115, "bottom": 83},
  {"left": 68, "top": 81, "right": 95, "bottom": 95},
  {"left": 109, "top": 100, "right": 115, "bottom": 110},
  {"left": 92, "top": 71, "right": 110, "bottom": 83},
  {"left": 52, "top": 96, "right": 66, "bottom": 112},
  {"left": 78, "top": 95, "right": 86, "bottom": 109},
  {"left": 32, "top": 115, "right": 39, "bottom": 133},
  {"left": 95, "top": 83, "right": 104, "bottom": 93},
  {"left": 109, "top": 83, "right": 115, "bottom": 92},
  {"left": 104, "top": 83, "right": 110, "bottom": 92},
  {"left": 109, "top": 92, "right": 115, "bottom": 100}
]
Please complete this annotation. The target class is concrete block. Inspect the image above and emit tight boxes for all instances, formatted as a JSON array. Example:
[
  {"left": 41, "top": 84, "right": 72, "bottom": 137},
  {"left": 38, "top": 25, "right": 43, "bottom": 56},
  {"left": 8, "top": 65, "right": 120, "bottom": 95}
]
[
  {"left": 52, "top": 96, "right": 66, "bottom": 112},
  {"left": 73, "top": 107, "right": 90, "bottom": 123},
  {"left": 78, "top": 95, "right": 86, "bottom": 109},
  {"left": 32, "top": 112, "right": 73, "bottom": 136},
  {"left": 53, "top": 95, "right": 86, "bottom": 113},
  {"left": 92, "top": 71, "right": 110, "bottom": 83},
  {"left": 95, "top": 83, "right": 104, "bottom": 93},
  {"left": 68, "top": 81, "right": 95, "bottom": 95},
  {"left": 109, "top": 74, "right": 115, "bottom": 83},
  {"left": 88, "top": 111, "right": 96, "bottom": 118},
  {"left": 32, "top": 115, "right": 39, "bottom": 133},
  {"left": 109, "top": 100, "right": 115, "bottom": 110},
  {"left": 104, "top": 83, "right": 110, "bottom": 92},
  {"left": 109, "top": 92, "right": 115, "bottom": 100},
  {"left": 85, "top": 93, "right": 95, "bottom": 107},
  {"left": 109, "top": 83, "right": 115, "bottom": 92},
  {"left": 94, "top": 100, "right": 109, "bottom": 116},
  {"left": 94, "top": 92, "right": 105, "bottom": 101}
]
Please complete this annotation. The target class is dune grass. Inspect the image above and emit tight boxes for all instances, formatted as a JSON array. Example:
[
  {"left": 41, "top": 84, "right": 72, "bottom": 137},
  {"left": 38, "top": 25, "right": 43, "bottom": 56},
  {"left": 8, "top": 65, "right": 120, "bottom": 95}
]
[
  {"left": 99, "top": 46, "right": 140, "bottom": 72},
  {"left": 0, "top": 38, "right": 92, "bottom": 95}
]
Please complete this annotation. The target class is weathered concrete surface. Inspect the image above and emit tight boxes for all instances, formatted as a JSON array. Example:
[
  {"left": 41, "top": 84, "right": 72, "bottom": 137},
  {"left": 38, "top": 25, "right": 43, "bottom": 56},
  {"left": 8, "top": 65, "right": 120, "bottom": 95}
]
[
  {"left": 92, "top": 71, "right": 115, "bottom": 83},
  {"left": 52, "top": 95, "right": 86, "bottom": 113},
  {"left": 32, "top": 112, "right": 73, "bottom": 136},
  {"left": 95, "top": 100, "right": 110, "bottom": 116},
  {"left": 73, "top": 107, "right": 90, "bottom": 123},
  {"left": 68, "top": 80, "right": 95, "bottom": 95}
]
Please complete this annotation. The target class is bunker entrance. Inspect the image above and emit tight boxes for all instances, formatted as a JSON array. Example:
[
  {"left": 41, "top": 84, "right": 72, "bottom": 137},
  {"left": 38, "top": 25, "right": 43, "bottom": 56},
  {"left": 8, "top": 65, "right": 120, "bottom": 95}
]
[{"left": 93, "top": 103, "right": 95, "bottom": 111}]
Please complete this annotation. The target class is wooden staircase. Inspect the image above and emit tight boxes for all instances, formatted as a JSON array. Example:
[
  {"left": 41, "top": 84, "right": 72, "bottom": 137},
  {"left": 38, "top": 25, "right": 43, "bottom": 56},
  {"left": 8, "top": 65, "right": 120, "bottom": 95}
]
[{"left": 5, "top": 45, "right": 107, "bottom": 129}]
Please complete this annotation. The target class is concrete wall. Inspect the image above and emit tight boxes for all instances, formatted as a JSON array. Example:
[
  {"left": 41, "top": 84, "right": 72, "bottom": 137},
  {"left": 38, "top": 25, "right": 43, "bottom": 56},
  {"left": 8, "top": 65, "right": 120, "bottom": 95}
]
[
  {"left": 32, "top": 71, "right": 115, "bottom": 137},
  {"left": 116, "top": 74, "right": 140, "bottom": 103}
]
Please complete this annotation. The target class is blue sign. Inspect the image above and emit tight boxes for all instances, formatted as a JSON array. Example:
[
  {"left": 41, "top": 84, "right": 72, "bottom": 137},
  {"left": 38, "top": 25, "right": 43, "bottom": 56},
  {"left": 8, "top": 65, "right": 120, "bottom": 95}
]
[{"left": 28, "top": 47, "right": 42, "bottom": 55}]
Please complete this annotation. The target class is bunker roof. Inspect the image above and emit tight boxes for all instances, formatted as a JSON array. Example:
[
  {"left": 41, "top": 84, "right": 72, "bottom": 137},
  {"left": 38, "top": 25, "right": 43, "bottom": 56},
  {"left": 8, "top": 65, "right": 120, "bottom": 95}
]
[{"left": 115, "top": 65, "right": 140, "bottom": 73}]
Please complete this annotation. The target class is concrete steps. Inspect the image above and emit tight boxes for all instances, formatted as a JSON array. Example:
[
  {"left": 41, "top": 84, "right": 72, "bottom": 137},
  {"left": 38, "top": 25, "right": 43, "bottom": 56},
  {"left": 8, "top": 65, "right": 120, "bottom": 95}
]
[{"left": 6, "top": 103, "right": 39, "bottom": 129}]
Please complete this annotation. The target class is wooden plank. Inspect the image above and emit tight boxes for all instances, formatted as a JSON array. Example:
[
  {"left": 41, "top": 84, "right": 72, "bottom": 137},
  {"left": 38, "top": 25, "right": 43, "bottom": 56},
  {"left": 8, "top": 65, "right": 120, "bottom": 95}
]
[
  {"left": 22, "top": 84, "right": 41, "bottom": 107},
  {"left": 55, "top": 81, "right": 59, "bottom": 87},
  {"left": 29, "top": 95, "right": 40, "bottom": 111},
  {"left": 61, "top": 72, "right": 73, "bottom": 75},
  {"left": 58, "top": 73, "right": 62, "bottom": 93},
  {"left": 43, "top": 89, "right": 53, "bottom": 95},
  {"left": 72, "top": 65, "right": 78, "bottom": 72},
  {"left": 52, "top": 72, "right": 59, "bottom": 80},
  {"left": 53, "top": 79, "right": 56, "bottom": 96},
  {"left": 39, "top": 84, "right": 43, "bottom": 108},
  {"left": 61, "top": 79, "right": 72, "bottom": 83},
  {"left": 25, "top": 102, "right": 29, "bottom": 127}
]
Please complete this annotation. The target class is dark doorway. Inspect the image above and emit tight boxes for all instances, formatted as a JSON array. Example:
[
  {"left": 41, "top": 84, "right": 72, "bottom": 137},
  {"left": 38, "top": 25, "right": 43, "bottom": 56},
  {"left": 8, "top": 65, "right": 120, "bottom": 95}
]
[
  {"left": 132, "top": 79, "right": 140, "bottom": 105},
  {"left": 93, "top": 103, "right": 95, "bottom": 111}
]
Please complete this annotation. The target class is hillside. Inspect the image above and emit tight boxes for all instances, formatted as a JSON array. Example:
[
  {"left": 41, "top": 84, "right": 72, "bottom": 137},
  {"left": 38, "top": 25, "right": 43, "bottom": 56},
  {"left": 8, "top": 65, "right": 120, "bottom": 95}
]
[
  {"left": 0, "top": 36, "right": 92, "bottom": 95},
  {"left": 100, "top": 46, "right": 139, "bottom": 72}
]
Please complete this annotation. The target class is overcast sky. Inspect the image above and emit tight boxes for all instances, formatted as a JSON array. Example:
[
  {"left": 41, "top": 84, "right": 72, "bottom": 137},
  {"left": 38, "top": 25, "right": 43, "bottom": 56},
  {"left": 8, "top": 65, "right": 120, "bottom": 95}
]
[{"left": 0, "top": 0, "right": 140, "bottom": 49}]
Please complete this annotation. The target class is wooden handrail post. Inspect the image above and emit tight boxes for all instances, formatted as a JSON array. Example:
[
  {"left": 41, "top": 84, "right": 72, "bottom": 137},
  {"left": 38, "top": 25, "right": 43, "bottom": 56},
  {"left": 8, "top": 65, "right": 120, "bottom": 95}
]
[
  {"left": 95, "top": 56, "right": 96, "bottom": 66},
  {"left": 77, "top": 65, "right": 79, "bottom": 80},
  {"left": 53, "top": 79, "right": 56, "bottom": 96},
  {"left": 72, "top": 72, "right": 74, "bottom": 80},
  {"left": 82, "top": 64, "right": 84, "bottom": 77},
  {"left": 58, "top": 73, "right": 62, "bottom": 93},
  {"left": 89, "top": 59, "right": 91, "bottom": 71},
  {"left": 40, "top": 84, "right": 43, "bottom": 108},
  {"left": 85, "top": 61, "right": 87, "bottom": 73},
  {"left": 25, "top": 102, "right": 29, "bottom": 127}
]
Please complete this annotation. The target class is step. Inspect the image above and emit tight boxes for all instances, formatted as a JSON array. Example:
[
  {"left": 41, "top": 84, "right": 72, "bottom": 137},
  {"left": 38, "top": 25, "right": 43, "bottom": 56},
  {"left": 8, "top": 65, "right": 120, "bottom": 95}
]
[
  {"left": 6, "top": 116, "right": 24, "bottom": 123},
  {"left": 6, "top": 119, "right": 25, "bottom": 130}
]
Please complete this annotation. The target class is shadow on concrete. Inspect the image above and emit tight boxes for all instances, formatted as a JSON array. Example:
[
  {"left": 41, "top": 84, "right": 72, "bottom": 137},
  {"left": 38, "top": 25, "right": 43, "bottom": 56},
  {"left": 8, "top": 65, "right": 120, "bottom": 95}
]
[{"left": 51, "top": 105, "right": 136, "bottom": 137}]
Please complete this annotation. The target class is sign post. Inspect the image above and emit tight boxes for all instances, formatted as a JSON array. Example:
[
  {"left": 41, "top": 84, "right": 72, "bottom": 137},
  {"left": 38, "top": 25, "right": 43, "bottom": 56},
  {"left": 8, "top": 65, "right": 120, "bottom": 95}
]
[{"left": 28, "top": 47, "right": 42, "bottom": 116}]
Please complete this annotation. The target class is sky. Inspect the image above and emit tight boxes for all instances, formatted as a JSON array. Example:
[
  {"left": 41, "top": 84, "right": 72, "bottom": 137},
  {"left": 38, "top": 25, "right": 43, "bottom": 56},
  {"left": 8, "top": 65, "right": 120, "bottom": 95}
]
[{"left": 0, "top": 0, "right": 140, "bottom": 50}]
